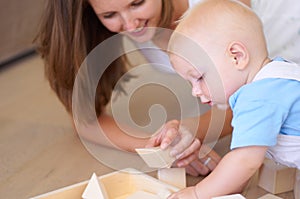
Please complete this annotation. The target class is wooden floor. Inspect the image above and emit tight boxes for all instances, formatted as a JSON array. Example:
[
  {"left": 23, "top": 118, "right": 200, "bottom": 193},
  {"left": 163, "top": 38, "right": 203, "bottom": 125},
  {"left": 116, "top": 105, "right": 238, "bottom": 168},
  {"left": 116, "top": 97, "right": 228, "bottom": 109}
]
[{"left": 0, "top": 55, "right": 294, "bottom": 198}]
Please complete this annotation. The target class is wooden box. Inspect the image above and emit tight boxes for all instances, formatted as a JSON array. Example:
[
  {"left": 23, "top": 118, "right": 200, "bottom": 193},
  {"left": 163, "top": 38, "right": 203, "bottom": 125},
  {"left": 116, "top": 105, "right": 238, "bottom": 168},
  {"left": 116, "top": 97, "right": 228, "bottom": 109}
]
[{"left": 31, "top": 168, "right": 179, "bottom": 199}]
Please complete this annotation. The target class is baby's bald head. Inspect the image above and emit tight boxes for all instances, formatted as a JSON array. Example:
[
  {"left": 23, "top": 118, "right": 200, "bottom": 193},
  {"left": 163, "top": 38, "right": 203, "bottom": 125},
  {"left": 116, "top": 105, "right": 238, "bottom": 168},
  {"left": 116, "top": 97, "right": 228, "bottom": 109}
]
[
  {"left": 173, "top": 0, "right": 267, "bottom": 58},
  {"left": 168, "top": 0, "right": 270, "bottom": 104}
]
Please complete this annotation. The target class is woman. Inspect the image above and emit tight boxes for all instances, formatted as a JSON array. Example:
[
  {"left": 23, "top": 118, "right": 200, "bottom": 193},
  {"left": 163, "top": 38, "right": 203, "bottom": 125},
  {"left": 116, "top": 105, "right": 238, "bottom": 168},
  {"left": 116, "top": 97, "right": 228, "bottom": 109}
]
[{"left": 35, "top": 0, "right": 300, "bottom": 175}]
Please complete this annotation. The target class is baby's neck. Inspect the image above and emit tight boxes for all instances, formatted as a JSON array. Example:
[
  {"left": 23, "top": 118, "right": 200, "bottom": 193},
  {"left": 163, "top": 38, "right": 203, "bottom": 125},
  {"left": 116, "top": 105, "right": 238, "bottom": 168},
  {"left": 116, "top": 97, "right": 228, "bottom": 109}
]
[{"left": 247, "top": 57, "right": 271, "bottom": 83}]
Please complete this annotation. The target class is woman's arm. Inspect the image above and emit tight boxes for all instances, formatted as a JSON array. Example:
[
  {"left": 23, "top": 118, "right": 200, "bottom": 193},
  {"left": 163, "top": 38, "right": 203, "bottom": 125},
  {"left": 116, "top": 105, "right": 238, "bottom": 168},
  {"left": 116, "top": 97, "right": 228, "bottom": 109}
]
[
  {"left": 76, "top": 113, "right": 148, "bottom": 152},
  {"left": 76, "top": 107, "right": 229, "bottom": 174},
  {"left": 76, "top": 113, "right": 200, "bottom": 158}
]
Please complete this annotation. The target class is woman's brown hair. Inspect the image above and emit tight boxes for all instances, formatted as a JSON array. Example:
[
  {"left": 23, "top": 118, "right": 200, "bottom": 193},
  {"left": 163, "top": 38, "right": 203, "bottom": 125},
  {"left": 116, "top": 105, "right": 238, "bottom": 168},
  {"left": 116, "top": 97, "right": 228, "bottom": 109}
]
[
  {"left": 159, "top": 0, "right": 174, "bottom": 28},
  {"left": 35, "top": 0, "right": 174, "bottom": 119},
  {"left": 35, "top": 0, "right": 128, "bottom": 118}
]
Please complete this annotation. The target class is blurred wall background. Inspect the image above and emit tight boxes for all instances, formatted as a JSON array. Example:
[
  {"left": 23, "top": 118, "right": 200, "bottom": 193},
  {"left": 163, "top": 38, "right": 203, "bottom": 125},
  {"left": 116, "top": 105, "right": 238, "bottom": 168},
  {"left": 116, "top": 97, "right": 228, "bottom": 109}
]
[{"left": 0, "top": 0, "right": 45, "bottom": 65}]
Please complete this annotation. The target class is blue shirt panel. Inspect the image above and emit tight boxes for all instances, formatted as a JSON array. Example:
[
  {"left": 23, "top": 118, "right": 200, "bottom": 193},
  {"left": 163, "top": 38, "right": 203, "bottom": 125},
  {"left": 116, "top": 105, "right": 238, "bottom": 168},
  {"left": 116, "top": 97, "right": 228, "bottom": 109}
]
[{"left": 229, "top": 78, "right": 300, "bottom": 149}]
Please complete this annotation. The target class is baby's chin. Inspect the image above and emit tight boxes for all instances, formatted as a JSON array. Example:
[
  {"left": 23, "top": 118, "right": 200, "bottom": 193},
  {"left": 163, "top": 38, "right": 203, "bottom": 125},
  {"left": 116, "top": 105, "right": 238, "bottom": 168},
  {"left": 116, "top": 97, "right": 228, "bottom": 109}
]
[{"left": 215, "top": 103, "right": 229, "bottom": 110}]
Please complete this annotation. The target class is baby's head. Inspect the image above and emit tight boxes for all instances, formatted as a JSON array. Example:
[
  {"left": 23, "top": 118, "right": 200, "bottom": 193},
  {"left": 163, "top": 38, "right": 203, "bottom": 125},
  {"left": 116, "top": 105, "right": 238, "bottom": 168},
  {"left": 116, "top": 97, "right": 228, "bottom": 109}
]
[{"left": 168, "top": 0, "right": 269, "bottom": 107}]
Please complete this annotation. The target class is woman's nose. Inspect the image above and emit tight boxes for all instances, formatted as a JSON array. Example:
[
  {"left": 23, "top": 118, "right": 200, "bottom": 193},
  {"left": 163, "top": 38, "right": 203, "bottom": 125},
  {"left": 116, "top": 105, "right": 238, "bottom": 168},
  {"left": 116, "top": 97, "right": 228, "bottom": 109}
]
[{"left": 121, "top": 13, "right": 138, "bottom": 31}]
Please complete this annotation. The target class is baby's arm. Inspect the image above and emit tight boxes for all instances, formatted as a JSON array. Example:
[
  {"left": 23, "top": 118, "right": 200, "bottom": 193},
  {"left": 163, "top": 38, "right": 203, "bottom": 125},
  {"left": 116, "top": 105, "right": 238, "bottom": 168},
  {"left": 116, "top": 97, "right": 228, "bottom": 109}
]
[
  {"left": 169, "top": 145, "right": 268, "bottom": 199},
  {"left": 195, "top": 146, "right": 267, "bottom": 198}
]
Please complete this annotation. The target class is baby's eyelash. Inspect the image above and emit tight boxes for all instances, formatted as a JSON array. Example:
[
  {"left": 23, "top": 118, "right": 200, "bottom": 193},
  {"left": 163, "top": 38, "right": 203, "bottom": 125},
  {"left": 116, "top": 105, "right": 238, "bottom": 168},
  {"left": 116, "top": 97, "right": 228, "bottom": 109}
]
[{"left": 197, "top": 75, "right": 204, "bottom": 81}]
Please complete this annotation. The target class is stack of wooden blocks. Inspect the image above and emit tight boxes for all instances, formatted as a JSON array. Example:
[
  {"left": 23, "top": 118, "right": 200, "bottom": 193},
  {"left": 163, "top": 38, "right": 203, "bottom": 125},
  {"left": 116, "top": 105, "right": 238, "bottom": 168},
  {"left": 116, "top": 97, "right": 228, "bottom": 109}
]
[{"left": 258, "top": 158, "right": 299, "bottom": 199}]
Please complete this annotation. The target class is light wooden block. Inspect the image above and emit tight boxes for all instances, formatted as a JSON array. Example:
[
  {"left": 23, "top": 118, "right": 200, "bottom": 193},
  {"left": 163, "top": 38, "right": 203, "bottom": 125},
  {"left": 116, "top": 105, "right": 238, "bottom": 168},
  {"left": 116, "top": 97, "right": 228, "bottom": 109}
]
[
  {"left": 135, "top": 147, "right": 176, "bottom": 168},
  {"left": 258, "top": 158, "right": 296, "bottom": 194},
  {"left": 157, "top": 168, "right": 186, "bottom": 189},
  {"left": 295, "top": 170, "right": 300, "bottom": 199},
  {"left": 257, "top": 193, "right": 283, "bottom": 199},
  {"left": 82, "top": 173, "right": 104, "bottom": 199},
  {"left": 212, "top": 194, "right": 246, "bottom": 199}
]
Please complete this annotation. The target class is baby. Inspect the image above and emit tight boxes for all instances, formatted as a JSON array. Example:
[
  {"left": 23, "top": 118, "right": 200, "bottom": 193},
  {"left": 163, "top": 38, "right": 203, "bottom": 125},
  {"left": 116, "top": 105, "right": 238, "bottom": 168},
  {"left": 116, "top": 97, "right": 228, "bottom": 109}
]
[{"left": 167, "top": 0, "right": 300, "bottom": 198}]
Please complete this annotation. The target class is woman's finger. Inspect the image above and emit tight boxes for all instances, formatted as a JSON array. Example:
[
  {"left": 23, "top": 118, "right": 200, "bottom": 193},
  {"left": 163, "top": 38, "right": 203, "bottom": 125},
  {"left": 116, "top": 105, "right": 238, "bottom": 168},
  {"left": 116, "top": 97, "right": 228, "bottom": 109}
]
[
  {"left": 160, "top": 120, "right": 180, "bottom": 149},
  {"left": 176, "top": 152, "right": 198, "bottom": 167},
  {"left": 199, "top": 156, "right": 218, "bottom": 172},
  {"left": 145, "top": 120, "right": 179, "bottom": 148},
  {"left": 184, "top": 164, "right": 200, "bottom": 177},
  {"left": 190, "top": 158, "right": 210, "bottom": 176},
  {"left": 173, "top": 138, "right": 200, "bottom": 159},
  {"left": 207, "top": 148, "right": 222, "bottom": 163}
]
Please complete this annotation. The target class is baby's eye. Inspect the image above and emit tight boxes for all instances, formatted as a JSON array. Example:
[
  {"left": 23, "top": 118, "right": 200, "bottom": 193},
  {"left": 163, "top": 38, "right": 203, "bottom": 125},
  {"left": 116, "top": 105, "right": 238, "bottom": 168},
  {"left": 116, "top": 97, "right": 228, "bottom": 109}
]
[
  {"left": 197, "top": 76, "right": 203, "bottom": 81},
  {"left": 131, "top": 0, "right": 145, "bottom": 7},
  {"left": 103, "top": 12, "right": 116, "bottom": 19}
]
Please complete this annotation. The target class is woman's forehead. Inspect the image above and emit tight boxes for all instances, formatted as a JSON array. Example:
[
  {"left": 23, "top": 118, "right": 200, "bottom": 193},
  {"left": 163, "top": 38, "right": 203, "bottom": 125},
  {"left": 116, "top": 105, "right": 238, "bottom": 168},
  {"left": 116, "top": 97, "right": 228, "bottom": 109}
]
[{"left": 89, "top": 0, "right": 133, "bottom": 13}]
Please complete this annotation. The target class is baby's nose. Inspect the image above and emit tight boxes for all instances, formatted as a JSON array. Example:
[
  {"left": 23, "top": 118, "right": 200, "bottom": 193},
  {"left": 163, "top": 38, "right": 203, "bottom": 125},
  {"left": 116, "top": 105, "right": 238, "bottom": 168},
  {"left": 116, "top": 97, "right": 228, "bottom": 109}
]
[{"left": 192, "top": 86, "right": 202, "bottom": 97}]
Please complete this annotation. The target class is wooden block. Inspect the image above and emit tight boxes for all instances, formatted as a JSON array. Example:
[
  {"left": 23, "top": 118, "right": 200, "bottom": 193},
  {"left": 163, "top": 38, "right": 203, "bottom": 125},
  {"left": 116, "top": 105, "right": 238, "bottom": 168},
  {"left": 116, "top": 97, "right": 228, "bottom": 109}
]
[
  {"left": 295, "top": 170, "right": 300, "bottom": 199},
  {"left": 212, "top": 194, "right": 246, "bottom": 199},
  {"left": 82, "top": 173, "right": 104, "bottom": 199},
  {"left": 157, "top": 168, "right": 186, "bottom": 189},
  {"left": 258, "top": 158, "right": 296, "bottom": 194},
  {"left": 257, "top": 193, "right": 283, "bottom": 199},
  {"left": 135, "top": 147, "right": 176, "bottom": 168}
]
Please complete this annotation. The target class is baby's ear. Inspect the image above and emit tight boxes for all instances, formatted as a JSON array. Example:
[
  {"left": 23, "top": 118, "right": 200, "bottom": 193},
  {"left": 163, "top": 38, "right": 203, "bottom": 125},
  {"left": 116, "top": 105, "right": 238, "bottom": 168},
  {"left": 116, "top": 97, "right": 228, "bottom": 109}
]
[{"left": 227, "top": 41, "right": 249, "bottom": 70}]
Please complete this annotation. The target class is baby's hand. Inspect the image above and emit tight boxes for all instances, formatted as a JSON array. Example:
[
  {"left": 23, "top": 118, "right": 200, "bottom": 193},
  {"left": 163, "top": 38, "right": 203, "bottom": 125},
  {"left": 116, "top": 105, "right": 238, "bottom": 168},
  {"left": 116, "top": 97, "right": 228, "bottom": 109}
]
[{"left": 168, "top": 186, "right": 198, "bottom": 199}]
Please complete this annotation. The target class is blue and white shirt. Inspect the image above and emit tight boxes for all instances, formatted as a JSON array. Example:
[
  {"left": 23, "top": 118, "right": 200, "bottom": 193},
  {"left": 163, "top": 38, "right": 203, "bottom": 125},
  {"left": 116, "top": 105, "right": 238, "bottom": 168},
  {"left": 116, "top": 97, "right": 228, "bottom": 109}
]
[{"left": 229, "top": 58, "right": 300, "bottom": 168}]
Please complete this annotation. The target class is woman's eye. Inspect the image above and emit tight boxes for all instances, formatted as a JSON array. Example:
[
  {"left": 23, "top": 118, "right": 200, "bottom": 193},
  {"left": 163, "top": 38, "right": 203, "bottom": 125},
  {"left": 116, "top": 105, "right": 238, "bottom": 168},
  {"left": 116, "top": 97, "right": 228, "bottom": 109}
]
[
  {"left": 103, "top": 12, "right": 116, "bottom": 19},
  {"left": 131, "top": 0, "right": 145, "bottom": 7}
]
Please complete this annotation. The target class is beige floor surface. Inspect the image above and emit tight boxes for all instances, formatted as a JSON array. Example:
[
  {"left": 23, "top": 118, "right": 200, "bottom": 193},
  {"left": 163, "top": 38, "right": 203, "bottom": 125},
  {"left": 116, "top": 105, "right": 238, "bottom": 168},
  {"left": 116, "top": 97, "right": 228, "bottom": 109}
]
[{"left": 0, "top": 55, "right": 294, "bottom": 198}]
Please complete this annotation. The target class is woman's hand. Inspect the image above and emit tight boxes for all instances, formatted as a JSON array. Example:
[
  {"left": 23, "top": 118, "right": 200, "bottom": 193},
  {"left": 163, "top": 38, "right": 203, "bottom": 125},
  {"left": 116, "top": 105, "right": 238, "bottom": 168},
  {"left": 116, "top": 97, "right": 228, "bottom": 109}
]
[
  {"left": 178, "top": 145, "right": 221, "bottom": 176},
  {"left": 146, "top": 120, "right": 221, "bottom": 176},
  {"left": 146, "top": 120, "right": 200, "bottom": 162}
]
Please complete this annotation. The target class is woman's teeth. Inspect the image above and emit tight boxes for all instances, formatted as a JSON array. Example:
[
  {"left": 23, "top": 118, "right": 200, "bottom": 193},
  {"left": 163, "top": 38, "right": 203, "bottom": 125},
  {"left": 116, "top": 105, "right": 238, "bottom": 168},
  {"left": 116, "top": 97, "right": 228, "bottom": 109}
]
[{"left": 132, "top": 26, "right": 144, "bottom": 33}]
